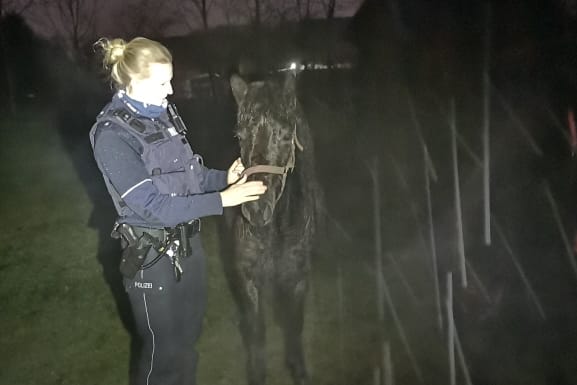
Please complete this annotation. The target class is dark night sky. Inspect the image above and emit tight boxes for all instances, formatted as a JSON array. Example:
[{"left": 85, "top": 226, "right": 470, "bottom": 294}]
[{"left": 8, "top": 0, "right": 363, "bottom": 40}]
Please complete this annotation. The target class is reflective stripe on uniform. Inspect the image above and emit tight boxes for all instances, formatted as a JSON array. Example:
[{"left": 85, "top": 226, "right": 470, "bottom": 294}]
[{"left": 121, "top": 179, "right": 153, "bottom": 199}]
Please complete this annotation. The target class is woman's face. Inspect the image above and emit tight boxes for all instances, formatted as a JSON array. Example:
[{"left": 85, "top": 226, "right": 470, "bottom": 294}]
[{"left": 127, "top": 62, "right": 173, "bottom": 106}]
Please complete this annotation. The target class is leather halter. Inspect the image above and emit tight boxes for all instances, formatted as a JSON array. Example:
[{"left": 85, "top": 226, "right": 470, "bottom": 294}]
[
  {"left": 240, "top": 164, "right": 290, "bottom": 178},
  {"left": 238, "top": 130, "right": 304, "bottom": 180}
]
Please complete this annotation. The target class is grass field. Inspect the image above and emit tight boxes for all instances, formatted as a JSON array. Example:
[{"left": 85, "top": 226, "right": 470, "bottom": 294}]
[
  {"left": 0, "top": 110, "right": 130, "bottom": 385},
  {"left": 0, "top": 106, "right": 387, "bottom": 385}
]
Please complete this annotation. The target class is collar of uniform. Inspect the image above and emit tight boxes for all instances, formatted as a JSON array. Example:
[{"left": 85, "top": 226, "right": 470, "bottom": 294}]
[{"left": 115, "top": 91, "right": 166, "bottom": 119}]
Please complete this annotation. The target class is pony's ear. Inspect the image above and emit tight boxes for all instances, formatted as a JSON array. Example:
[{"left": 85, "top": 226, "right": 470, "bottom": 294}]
[
  {"left": 284, "top": 72, "right": 296, "bottom": 95},
  {"left": 230, "top": 74, "right": 248, "bottom": 105}
]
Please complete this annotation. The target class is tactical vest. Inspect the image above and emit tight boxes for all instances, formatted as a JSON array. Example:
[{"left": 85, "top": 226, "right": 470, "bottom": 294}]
[{"left": 89, "top": 103, "right": 205, "bottom": 221}]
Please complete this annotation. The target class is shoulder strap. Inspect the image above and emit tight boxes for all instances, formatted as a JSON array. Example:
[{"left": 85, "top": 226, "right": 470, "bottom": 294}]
[{"left": 96, "top": 106, "right": 168, "bottom": 148}]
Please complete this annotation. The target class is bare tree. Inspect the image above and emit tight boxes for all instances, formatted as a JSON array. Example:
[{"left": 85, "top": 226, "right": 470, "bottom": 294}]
[
  {"left": 254, "top": 0, "right": 261, "bottom": 25},
  {"left": 241, "top": 0, "right": 280, "bottom": 27},
  {"left": 288, "top": 0, "right": 316, "bottom": 20},
  {"left": 318, "top": 0, "right": 362, "bottom": 19},
  {"left": 180, "top": 0, "right": 215, "bottom": 31},
  {"left": 325, "top": 0, "right": 336, "bottom": 18},
  {"left": 0, "top": 0, "right": 36, "bottom": 114},
  {"left": 260, "top": 0, "right": 301, "bottom": 24},
  {"left": 244, "top": 0, "right": 301, "bottom": 26},
  {"left": 118, "top": 0, "right": 181, "bottom": 37},
  {"left": 216, "top": 0, "right": 353, "bottom": 27},
  {"left": 292, "top": 0, "right": 313, "bottom": 20},
  {"left": 295, "top": 0, "right": 302, "bottom": 19},
  {"left": 318, "top": 0, "right": 337, "bottom": 18},
  {"left": 217, "top": 0, "right": 357, "bottom": 28},
  {"left": 1, "top": 0, "right": 35, "bottom": 16},
  {"left": 218, "top": 0, "right": 250, "bottom": 26},
  {"left": 279, "top": 0, "right": 356, "bottom": 22},
  {"left": 56, "top": 0, "right": 96, "bottom": 59},
  {"left": 24, "top": 0, "right": 98, "bottom": 61}
]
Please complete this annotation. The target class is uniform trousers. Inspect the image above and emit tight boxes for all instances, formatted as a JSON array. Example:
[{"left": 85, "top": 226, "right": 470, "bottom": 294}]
[{"left": 125, "top": 234, "right": 207, "bottom": 385}]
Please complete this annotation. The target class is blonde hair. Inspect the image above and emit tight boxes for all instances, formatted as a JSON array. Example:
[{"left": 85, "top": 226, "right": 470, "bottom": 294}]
[{"left": 94, "top": 37, "right": 173, "bottom": 89}]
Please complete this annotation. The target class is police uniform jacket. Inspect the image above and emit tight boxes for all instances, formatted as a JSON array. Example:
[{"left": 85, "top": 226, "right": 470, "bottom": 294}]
[{"left": 90, "top": 91, "right": 227, "bottom": 229}]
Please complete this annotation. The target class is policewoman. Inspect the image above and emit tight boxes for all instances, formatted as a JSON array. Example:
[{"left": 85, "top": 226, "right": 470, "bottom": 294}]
[{"left": 90, "top": 37, "right": 266, "bottom": 385}]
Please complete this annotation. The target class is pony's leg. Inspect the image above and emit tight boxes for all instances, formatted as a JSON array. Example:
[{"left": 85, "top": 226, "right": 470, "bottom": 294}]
[
  {"left": 237, "top": 276, "right": 267, "bottom": 385},
  {"left": 230, "top": 220, "right": 268, "bottom": 385},
  {"left": 274, "top": 271, "right": 308, "bottom": 385}
]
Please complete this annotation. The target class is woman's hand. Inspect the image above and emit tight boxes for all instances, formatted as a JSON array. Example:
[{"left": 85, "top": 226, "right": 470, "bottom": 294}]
[
  {"left": 220, "top": 176, "right": 267, "bottom": 207},
  {"left": 227, "top": 157, "right": 245, "bottom": 185}
]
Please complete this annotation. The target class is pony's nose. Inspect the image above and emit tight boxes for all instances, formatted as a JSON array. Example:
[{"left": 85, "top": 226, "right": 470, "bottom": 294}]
[
  {"left": 262, "top": 202, "right": 273, "bottom": 224},
  {"left": 241, "top": 200, "right": 275, "bottom": 227}
]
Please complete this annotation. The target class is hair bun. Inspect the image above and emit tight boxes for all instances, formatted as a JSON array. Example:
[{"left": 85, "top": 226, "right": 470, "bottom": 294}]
[
  {"left": 108, "top": 41, "right": 126, "bottom": 63},
  {"left": 95, "top": 38, "right": 127, "bottom": 67}
]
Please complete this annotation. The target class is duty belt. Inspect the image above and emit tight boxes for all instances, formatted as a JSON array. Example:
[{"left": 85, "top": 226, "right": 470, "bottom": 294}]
[
  {"left": 114, "top": 219, "right": 201, "bottom": 281},
  {"left": 131, "top": 219, "right": 201, "bottom": 242}
]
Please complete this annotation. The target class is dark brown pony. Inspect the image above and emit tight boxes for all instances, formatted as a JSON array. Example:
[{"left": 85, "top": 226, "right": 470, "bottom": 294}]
[{"left": 220, "top": 72, "right": 321, "bottom": 385}]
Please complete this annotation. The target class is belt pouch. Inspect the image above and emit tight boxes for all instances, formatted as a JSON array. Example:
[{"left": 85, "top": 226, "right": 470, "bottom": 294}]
[
  {"left": 179, "top": 224, "right": 190, "bottom": 257},
  {"left": 119, "top": 244, "right": 152, "bottom": 279}
]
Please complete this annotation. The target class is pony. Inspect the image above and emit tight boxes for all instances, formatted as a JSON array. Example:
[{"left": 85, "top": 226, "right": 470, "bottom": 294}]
[{"left": 220, "top": 72, "right": 321, "bottom": 385}]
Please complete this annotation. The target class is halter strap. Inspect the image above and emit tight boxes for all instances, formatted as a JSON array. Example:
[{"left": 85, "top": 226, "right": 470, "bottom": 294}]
[
  {"left": 294, "top": 131, "right": 304, "bottom": 152},
  {"left": 235, "top": 128, "right": 304, "bottom": 181},
  {"left": 240, "top": 165, "right": 288, "bottom": 178}
]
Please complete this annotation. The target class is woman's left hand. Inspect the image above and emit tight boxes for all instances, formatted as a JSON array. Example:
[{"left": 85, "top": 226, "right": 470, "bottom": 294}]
[{"left": 227, "top": 157, "right": 245, "bottom": 184}]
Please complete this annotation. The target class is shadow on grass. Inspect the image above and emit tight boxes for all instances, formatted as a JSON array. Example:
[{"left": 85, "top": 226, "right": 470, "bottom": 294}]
[{"left": 52, "top": 72, "right": 140, "bottom": 384}]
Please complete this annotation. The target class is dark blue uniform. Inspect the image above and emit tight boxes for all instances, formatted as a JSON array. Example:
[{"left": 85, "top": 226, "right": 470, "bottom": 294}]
[{"left": 90, "top": 91, "right": 227, "bottom": 385}]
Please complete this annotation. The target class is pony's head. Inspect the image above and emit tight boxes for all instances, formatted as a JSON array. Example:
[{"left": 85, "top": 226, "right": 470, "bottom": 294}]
[{"left": 230, "top": 73, "right": 301, "bottom": 227}]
